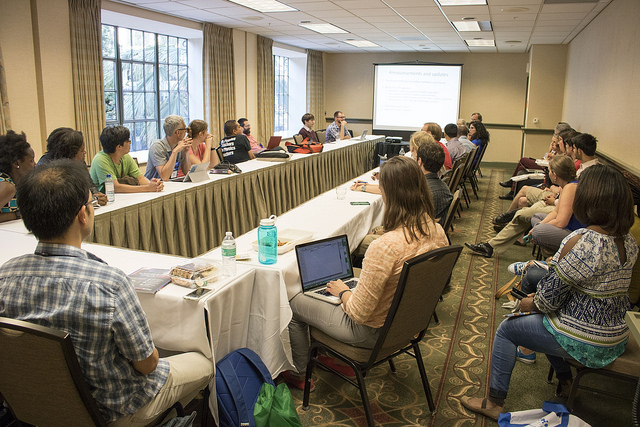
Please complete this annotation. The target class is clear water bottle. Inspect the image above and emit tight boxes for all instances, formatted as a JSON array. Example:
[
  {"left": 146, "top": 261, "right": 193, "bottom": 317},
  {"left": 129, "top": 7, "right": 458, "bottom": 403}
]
[
  {"left": 399, "top": 146, "right": 405, "bottom": 156},
  {"left": 258, "top": 215, "right": 277, "bottom": 265},
  {"left": 105, "top": 174, "right": 115, "bottom": 203},
  {"left": 221, "top": 231, "right": 236, "bottom": 277}
]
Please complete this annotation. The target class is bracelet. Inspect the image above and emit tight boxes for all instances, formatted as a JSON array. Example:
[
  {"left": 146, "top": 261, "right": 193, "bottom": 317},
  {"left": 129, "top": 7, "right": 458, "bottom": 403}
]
[
  {"left": 361, "top": 184, "right": 367, "bottom": 192},
  {"left": 338, "top": 289, "right": 352, "bottom": 299}
]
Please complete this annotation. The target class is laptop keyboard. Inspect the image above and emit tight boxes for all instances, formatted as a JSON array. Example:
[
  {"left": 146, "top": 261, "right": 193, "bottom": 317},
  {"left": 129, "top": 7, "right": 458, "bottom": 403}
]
[{"left": 316, "top": 279, "right": 357, "bottom": 296}]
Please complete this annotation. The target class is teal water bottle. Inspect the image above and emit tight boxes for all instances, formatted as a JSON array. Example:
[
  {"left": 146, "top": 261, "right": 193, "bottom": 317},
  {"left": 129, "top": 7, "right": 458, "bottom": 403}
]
[{"left": 258, "top": 215, "right": 277, "bottom": 265}]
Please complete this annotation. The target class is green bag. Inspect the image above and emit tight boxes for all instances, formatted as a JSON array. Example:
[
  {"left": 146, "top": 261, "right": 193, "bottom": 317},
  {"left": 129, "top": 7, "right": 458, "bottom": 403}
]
[{"left": 253, "top": 383, "right": 303, "bottom": 427}]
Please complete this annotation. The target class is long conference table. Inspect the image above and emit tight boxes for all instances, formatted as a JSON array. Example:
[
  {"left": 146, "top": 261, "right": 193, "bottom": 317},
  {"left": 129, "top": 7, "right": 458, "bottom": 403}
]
[
  {"left": 85, "top": 135, "right": 382, "bottom": 258},
  {"left": 0, "top": 137, "right": 385, "bottom": 417}
]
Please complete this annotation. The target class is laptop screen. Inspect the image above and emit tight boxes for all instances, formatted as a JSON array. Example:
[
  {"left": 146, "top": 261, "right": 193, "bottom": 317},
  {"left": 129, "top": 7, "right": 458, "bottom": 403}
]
[{"left": 296, "top": 235, "right": 353, "bottom": 291}]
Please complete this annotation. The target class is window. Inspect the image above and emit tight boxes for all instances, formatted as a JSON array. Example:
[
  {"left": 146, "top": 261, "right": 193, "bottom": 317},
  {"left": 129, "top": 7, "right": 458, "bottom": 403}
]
[
  {"left": 101, "top": 24, "right": 189, "bottom": 153},
  {"left": 272, "top": 46, "right": 307, "bottom": 137},
  {"left": 273, "top": 55, "right": 289, "bottom": 134}
]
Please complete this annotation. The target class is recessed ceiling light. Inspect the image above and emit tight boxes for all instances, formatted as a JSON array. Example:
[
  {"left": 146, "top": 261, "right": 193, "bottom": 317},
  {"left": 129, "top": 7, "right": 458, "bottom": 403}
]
[
  {"left": 505, "top": 40, "right": 522, "bottom": 44},
  {"left": 242, "top": 16, "right": 264, "bottom": 21},
  {"left": 438, "top": 0, "right": 487, "bottom": 5},
  {"left": 501, "top": 7, "right": 530, "bottom": 13},
  {"left": 299, "top": 23, "right": 348, "bottom": 34},
  {"left": 466, "top": 39, "right": 495, "bottom": 46},
  {"left": 344, "top": 40, "right": 380, "bottom": 48},
  {"left": 453, "top": 21, "right": 481, "bottom": 31},
  {"left": 229, "top": 0, "right": 297, "bottom": 13}
]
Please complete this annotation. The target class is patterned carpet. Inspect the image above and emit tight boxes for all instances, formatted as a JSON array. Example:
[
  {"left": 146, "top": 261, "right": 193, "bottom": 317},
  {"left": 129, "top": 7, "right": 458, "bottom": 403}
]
[{"left": 285, "top": 166, "right": 636, "bottom": 427}]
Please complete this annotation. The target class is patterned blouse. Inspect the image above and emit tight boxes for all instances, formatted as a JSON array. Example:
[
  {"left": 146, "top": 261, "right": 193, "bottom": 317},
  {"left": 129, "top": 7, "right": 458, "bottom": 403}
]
[
  {"left": 0, "top": 172, "right": 18, "bottom": 213},
  {"left": 534, "top": 228, "right": 638, "bottom": 368}
]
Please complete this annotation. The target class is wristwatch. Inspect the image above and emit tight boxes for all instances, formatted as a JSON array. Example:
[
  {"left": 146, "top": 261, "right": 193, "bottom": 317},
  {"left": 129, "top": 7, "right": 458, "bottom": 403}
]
[
  {"left": 338, "top": 289, "right": 351, "bottom": 299},
  {"left": 361, "top": 184, "right": 367, "bottom": 192}
]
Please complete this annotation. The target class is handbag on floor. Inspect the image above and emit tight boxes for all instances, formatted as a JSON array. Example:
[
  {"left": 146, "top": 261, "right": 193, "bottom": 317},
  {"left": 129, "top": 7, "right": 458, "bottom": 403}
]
[
  {"left": 498, "top": 401, "right": 591, "bottom": 426},
  {"left": 253, "top": 383, "right": 302, "bottom": 427}
]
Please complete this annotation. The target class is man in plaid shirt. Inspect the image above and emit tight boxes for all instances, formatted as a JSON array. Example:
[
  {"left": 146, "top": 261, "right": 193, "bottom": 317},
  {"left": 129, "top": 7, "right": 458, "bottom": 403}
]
[{"left": 0, "top": 160, "right": 212, "bottom": 425}]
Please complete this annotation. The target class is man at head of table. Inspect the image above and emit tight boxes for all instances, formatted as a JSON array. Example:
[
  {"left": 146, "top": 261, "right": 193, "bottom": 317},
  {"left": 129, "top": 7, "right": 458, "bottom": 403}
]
[
  {"left": 325, "top": 111, "right": 351, "bottom": 142},
  {"left": 0, "top": 159, "right": 213, "bottom": 426}
]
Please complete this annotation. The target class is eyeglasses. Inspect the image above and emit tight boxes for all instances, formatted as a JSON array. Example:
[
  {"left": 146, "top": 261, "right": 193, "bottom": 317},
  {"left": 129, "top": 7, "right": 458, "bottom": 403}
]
[{"left": 177, "top": 128, "right": 189, "bottom": 132}]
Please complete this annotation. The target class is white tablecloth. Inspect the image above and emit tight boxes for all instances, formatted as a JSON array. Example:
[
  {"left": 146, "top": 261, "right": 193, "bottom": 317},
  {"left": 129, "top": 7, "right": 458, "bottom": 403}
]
[{"left": 200, "top": 168, "right": 385, "bottom": 299}]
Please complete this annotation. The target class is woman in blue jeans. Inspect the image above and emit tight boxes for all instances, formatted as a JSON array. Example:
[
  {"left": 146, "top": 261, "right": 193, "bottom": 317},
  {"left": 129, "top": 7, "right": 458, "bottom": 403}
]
[{"left": 460, "top": 164, "right": 638, "bottom": 421}]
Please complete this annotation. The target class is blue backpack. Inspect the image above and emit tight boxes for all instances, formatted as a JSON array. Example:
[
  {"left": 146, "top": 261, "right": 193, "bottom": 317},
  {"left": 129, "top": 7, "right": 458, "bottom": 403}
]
[{"left": 216, "top": 348, "right": 275, "bottom": 427}]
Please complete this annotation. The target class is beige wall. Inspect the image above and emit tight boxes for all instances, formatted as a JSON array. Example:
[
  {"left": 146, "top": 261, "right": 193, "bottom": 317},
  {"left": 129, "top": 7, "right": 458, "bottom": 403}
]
[
  {"left": 323, "top": 52, "right": 529, "bottom": 162},
  {"left": 522, "top": 44, "right": 568, "bottom": 158},
  {"left": 0, "top": 0, "right": 75, "bottom": 158},
  {"left": 563, "top": 0, "right": 640, "bottom": 173},
  {"left": 233, "top": 30, "right": 258, "bottom": 123}
]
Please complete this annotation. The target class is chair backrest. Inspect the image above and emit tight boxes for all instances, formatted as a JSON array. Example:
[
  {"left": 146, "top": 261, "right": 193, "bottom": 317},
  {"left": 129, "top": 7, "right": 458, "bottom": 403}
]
[
  {"left": 447, "top": 164, "right": 465, "bottom": 193},
  {"left": 0, "top": 317, "right": 107, "bottom": 427},
  {"left": 471, "top": 142, "right": 488, "bottom": 173},
  {"left": 462, "top": 146, "right": 479, "bottom": 180},
  {"left": 366, "top": 246, "right": 462, "bottom": 365},
  {"left": 442, "top": 190, "right": 462, "bottom": 241},
  {"left": 216, "top": 146, "right": 224, "bottom": 162},
  {"left": 293, "top": 134, "right": 303, "bottom": 144},
  {"left": 316, "top": 130, "right": 326, "bottom": 144}
]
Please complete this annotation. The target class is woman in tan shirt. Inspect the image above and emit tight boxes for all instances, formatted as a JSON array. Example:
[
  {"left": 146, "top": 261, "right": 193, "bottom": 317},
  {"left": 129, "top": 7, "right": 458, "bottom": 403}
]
[{"left": 284, "top": 156, "right": 450, "bottom": 390}]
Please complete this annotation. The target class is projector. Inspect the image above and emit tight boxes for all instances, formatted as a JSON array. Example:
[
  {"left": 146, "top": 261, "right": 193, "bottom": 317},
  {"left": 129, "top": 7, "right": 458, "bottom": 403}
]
[{"left": 385, "top": 137, "right": 403, "bottom": 143}]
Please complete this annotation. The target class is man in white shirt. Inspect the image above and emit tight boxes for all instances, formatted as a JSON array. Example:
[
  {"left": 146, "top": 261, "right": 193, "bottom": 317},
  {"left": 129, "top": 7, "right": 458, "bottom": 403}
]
[{"left": 574, "top": 133, "right": 599, "bottom": 176}]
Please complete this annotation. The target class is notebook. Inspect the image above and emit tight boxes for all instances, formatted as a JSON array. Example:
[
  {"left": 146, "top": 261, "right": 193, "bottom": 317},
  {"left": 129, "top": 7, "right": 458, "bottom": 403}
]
[
  {"left": 266, "top": 136, "right": 283, "bottom": 150},
  {"left": 351, "top": 129, "right": 368, "bottom": 141},
  {"left": 295, "top": 234, "right": 358, "bottom": 304},
  {"left": 169, "top": 162, "right": 210, "bottom": 182}
]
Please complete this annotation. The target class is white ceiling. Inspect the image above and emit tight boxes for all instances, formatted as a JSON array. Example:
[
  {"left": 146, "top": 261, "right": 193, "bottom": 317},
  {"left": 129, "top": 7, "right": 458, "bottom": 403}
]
[{"left": 111, "top": 0, "right": 612, "bottom": 53}]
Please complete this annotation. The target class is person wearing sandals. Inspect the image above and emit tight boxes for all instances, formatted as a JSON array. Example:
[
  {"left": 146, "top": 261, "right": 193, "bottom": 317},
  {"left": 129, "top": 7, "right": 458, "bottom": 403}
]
[{"left": 460, "top": 164, "right": 638, "bottom": 421}]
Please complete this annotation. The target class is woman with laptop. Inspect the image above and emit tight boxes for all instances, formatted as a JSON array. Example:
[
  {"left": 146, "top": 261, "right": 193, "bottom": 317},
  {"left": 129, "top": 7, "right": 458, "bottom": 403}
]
[{"left": 283, "top": 156, "right": 449, "bottom": 390}]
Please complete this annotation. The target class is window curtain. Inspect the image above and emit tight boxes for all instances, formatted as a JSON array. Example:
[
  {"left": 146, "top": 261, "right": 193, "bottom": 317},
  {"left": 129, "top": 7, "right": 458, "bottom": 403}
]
[
  {"left": 69, "top": 0, "right": 105, "bottom": 162},
  {"left": 256, "top": 36, "right": 274, "bottom": 143},
  {"left": 306, "top": 49, "right": 324, "bottom": 128},
  {"left": 0, "top": 44, "right": 10, "bottom": 134},
  {"left": 203, "top": 23, "right": 235, "bottom": 142}
]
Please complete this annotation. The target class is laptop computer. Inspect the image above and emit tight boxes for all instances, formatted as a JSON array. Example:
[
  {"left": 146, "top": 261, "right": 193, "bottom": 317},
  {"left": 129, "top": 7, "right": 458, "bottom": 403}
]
[
  {"left": 352, "top": 129, "right": 368, "bottom": 141},
  {"left": 266, "top": 136, "right": 283, "bottom": 150},
  {"left": 169, "top": 162, "right": 210, "bottom": 183},
  {"left": 295, "top": 234, "right": 358, "bottom": 304}
]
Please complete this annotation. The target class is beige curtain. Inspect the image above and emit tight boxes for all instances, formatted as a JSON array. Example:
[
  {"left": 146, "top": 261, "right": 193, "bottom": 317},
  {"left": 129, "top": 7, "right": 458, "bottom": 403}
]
[
  {"left": 0, "top": 44, "right": 10, "bottom": 134},
  {"left": 306, "top": 49, "right": 324, "bottom": 127},
  {"left": 256, "top": 36, "right": 274, "bottom": 143},
  {"left": 69, "top": 0, "right": 105, "bottom": 162},
  {"left": 203, "top": 23, "right": 235, "bottom": 142}
]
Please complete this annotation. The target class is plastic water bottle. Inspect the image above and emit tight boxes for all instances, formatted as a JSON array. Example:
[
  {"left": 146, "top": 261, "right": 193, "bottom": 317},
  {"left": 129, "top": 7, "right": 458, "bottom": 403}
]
[
  {"left": 258, "top": 215, "right": 277, "bottom": 265},
  {"left": 105, "top": 174, "right": 115, "bottom": 203},
  {"left": 221, "top": 231, "right": 237, "bottom": 277},
  {"left": 399, "top": 146, "right": 405, "bottom": 156}
]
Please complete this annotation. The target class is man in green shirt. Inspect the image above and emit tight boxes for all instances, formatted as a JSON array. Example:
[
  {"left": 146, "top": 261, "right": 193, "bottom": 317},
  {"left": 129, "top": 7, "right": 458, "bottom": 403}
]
[{"left": 90, "top": 126, "right": 164, "bottom": 194}]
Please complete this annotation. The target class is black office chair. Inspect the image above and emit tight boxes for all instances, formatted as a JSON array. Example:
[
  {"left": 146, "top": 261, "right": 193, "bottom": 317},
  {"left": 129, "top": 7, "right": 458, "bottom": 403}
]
[{"left": 302, "top": 246, "right": 463, "bottom": 426}]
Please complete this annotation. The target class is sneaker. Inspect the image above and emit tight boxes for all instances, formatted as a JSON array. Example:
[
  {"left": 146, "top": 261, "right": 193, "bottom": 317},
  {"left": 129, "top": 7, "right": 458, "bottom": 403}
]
[
  {"left": 508, "top": 262, "right": 528, "bottom": 276},
  {"left": 280, "top": 370, "right": 315, "bottom": 392},
  {"left": 317, "top": 355, "right": 356, "bottom": 378},
  {"left": 516, "top": 347, "right": 536, "bottom": 364},
  {"left": 464, "top": 242, "right": 494, "bottom": 258}
]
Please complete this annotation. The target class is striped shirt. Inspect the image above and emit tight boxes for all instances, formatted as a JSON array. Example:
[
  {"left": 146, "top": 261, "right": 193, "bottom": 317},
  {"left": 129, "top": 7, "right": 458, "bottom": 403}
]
[{"left": 0, "top": 243, "right": 169, "bottom": 422}]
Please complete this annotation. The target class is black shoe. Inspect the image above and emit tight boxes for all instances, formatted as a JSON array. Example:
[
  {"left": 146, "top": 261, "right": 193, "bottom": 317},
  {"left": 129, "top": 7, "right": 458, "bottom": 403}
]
[
  {"left": 492, "top": 210, "right": 517, "bottom": 225},
  {"left": 464, "top": 242, "right": 494, "bottom": 258},
  {"left": 499, "top": 192, "right": 514, "bottom": 200},
  {"left": 494, "top": 223, "right": 506, "bottom": 233},
  {"left": 499, "top": 180, "right": 512, "bottom": 188}
]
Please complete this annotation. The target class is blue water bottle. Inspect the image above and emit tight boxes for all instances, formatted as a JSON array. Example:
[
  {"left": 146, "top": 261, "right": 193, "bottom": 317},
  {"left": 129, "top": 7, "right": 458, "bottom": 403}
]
[{"left": 258, "top": 215, "right": 277, "bottom": 265}]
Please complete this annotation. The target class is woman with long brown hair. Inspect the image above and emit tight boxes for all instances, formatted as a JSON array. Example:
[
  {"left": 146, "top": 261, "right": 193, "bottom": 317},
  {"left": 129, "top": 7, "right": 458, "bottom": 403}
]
[{"left": 283, "top": 156, "right": 449, "bottom": 390}]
